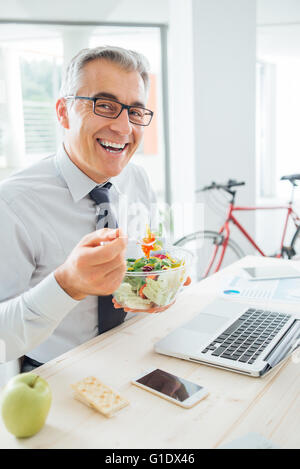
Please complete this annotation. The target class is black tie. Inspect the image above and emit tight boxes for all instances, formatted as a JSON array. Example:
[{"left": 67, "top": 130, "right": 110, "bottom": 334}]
[{"left": 89, "top": 182, "right": 126, "bottom": 333}]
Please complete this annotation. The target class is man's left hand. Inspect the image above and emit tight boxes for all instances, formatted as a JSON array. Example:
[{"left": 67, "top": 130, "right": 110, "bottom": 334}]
[{"left": 112, "top": 276, "right": 192, "bottom": 314}]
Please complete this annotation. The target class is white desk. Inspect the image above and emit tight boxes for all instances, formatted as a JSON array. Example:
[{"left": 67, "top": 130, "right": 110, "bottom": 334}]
[{"left": 0, "top": 256, "right": 299, "bottom": 449}]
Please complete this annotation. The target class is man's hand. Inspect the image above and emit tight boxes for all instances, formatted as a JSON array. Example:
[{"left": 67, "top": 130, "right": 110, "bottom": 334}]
[
  {"left": 55, "top": 228, "right": 127, "bottom": 300},
  {"left": 112, "top": 275, "right": 192, "bottom": 314},
  {"left": 112, "top": 297, "right": 175, "bottom": 314}
]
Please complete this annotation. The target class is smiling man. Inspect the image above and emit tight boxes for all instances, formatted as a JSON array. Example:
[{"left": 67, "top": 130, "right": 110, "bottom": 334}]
[
  {"left": 0, "top": 46, "right": 157, "bottom": 372},
  {"left": 58, "top": 56, "right": 151, "bottom": 183}
]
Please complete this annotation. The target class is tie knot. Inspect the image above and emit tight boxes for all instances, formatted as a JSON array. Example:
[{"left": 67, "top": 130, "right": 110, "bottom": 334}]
[{"left": 89, "top": 182, "right": 112, "bottom": 205}]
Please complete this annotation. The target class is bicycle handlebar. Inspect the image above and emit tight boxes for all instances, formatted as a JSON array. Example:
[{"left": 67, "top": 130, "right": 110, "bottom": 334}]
[{"left": 198, "top": 179, "right": 246, "bottom": 193}]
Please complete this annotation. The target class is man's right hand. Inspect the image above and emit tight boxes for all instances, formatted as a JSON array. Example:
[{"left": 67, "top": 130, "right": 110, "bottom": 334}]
[{"left": 54, "top": 228, "right": 127, "bottom": 300}]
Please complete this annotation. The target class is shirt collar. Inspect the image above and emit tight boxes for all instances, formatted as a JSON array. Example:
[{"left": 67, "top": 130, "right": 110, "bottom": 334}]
[{"left": 55, "top": 145, "right": 121, "bottom": 202}]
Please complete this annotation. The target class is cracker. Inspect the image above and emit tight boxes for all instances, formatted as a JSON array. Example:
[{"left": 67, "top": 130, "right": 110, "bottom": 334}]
[{"left": 71, "top": 376, "right": 129, "bottom": 417}]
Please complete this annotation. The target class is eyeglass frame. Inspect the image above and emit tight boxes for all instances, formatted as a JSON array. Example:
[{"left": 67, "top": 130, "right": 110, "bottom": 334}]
[{"left": 64, "top": 95, "right": 154, "bottom": 126}]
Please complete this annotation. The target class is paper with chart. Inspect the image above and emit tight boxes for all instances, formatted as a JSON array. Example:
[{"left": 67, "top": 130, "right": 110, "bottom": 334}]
[{"left": 221, "top": 274, "right": 300, "bottom": 304}]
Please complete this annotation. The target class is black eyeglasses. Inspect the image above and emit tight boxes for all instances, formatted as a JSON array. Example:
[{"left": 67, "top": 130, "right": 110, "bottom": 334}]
[{"left": 65, "top": 95, "right": 154, "bottom": 126}]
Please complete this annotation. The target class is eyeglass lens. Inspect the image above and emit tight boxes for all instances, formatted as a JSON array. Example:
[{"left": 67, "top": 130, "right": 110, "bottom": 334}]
[{"left": 94, "top": 99, "right": 152, "bottom": 125}]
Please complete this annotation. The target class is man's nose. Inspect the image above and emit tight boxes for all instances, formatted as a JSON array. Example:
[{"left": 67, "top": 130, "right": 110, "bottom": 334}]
[{"left": 109, "top": 108, "right": 132, "bottom": 134}]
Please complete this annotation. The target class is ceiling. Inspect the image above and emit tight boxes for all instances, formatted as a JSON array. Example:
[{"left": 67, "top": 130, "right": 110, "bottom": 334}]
[
  {"left": 257, "top": 0, "right": 300, "bottom": 25},
  {"left": 257, "top": 24, "right": 300, "bottom": 62},
  {"left": 1, "top": 1, "right": 300, "bottom": 62},
  {"left": 257, "top": 0, "right": 300, "bottom": 61}
]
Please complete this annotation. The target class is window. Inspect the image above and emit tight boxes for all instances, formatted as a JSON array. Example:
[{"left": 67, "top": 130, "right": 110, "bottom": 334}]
[
  {"left": 21, "top": 51, "right": 62, "bottom": 158},
  {"left": 0, "top": 23, "right": 167, "bottom": 202},
  {"left": 0, "top": 27, "right": 62, "bottom": 167}
]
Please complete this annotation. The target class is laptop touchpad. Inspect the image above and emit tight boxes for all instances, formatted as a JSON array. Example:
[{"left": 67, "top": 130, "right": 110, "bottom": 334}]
[{"left": 184, "top": 313, "right": 229, "bottom": 335}]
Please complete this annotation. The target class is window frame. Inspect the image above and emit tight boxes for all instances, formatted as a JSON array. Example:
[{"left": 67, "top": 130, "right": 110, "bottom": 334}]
[{"left": 0, "top": 19, "right": 171, "bottom": 205}]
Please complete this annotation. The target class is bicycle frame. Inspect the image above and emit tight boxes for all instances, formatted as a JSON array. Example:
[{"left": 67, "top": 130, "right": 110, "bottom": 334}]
[{"left": 204, "top": 202, "right": 300, "bottom": 277}]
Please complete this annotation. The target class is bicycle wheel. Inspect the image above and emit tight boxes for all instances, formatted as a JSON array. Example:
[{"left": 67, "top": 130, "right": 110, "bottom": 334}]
[
  {"left": 290, "top": 225, "right": 300, "bottom": 259},
  {"left": 174, "top": 230, "right": 245, "bottom": 281}
]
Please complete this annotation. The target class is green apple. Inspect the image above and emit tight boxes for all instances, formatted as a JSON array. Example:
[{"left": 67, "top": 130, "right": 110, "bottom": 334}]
[{"left": 1, "top": 373, "right": 52, "bottom": 438}]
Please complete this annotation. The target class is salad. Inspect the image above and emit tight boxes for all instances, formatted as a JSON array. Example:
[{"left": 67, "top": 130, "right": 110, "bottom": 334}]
[{"left": 113, "top": 227, "right": 187, "bottom": 310}]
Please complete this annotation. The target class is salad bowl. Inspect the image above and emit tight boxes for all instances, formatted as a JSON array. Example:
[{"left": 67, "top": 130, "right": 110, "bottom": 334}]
[{"left": 113, "top": 246, "right": 194, "bottom": 312}]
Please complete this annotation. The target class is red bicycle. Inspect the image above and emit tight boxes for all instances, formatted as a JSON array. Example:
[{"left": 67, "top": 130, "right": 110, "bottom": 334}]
[{"left": 174, "top": 174, "right": 300, "bottom": 280}]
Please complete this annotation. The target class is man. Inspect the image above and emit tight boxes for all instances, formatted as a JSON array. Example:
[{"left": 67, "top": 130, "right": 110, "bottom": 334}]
[{"left": 0, "top": 46, "right": 158, "bottom": 372}]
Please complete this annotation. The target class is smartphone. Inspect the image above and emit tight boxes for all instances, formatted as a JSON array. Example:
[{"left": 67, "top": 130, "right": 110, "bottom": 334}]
[{"left": 132, "top": 368, "right": 209, "bottom": 408}]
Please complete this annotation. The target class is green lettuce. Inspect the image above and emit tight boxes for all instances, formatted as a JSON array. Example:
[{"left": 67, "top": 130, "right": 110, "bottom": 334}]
[
  {"left": 114, "top": 282, "right": 152, "bottom": 310},
  {"left": 142, "top": 270, "right": 184, "bottom": 306}
]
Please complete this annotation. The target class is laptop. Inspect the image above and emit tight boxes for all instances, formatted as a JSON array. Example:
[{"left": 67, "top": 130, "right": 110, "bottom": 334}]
[{"left": 154, "top": 298, "right": 300, "bottom": 377}]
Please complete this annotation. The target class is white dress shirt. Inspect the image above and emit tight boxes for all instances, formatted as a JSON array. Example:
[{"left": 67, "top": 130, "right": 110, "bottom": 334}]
[{"left": 0, "top": 146, "right": 156, "bottom": 363}]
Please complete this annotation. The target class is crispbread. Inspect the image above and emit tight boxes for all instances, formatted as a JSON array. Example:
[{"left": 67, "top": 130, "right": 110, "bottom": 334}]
[{"left": 71, "top": 376, "right": 129, "bottom": 418}]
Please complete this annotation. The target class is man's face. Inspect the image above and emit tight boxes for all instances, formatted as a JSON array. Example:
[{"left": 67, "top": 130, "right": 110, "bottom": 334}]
[{"left": 58, "top": 59, "right": 147, "bottom": 183}]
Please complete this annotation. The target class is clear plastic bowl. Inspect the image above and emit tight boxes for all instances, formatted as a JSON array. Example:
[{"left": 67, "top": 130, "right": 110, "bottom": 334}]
[{"left": 113, "top": 246, "right": 194, "bottom": 312}]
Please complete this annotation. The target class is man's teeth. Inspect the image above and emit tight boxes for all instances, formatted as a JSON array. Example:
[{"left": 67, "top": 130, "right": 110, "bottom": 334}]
[{"left": 99, "top": 140, "right": 126, "bottom": 149}]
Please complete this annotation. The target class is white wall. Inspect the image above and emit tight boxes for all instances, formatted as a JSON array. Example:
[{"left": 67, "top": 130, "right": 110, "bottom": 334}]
[
  {"left": 255, "top": 60, "right": 300, "bottom": 256},
  {"left": 2, "top": 1, "right": 297, "bottom": 256},
  {"left": 256, "top": 0, "right": 300, "bottom": 254},
  {"left": 257, "top": 0, "right": 300, "bottom": 24},
  {"left": 1, "top": 0, "right": 258, "bottom": 251},
  {"left": 107, "top": 0, "right": 169, "bottom": 23},
  {"left": 0, "top": 0, "right": 168, "bottom": 23},
  {"left": 191, "top": 0, "right": 257, "bottom": 253},
  {"left": 1, "top": 0, "right": 120, "bottom": 21},
  {"left": 168, "top": 0, "right": 197, "bottom": 240}
]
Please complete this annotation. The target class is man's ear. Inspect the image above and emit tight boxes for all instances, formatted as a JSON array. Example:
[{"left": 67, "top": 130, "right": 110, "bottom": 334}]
[{"left": 56, "top": 98, "right": 70, "bottom": 129}]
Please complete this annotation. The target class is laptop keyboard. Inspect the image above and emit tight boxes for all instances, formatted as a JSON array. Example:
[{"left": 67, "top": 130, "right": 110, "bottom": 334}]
[{"left": 201, "top": 308, "right": 291, "bottom": 365}]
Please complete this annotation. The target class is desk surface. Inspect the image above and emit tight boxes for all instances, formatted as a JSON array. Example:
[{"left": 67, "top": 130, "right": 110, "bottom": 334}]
[{"left": 1, "top": 256, "right": 299, "bottom": 449}]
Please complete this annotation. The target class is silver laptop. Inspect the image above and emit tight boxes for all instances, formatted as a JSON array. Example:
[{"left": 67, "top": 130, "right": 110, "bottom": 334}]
[{"left": 154, "top": 298, "right": 300, "bottom": 377}]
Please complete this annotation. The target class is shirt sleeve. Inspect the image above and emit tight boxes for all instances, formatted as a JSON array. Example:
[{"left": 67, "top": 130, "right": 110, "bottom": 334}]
[{"left": 0, "top": 197, "right": 79, "bottom": 362}]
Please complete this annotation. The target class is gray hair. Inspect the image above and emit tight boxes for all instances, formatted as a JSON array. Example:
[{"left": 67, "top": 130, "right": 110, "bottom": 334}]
[{"left": 59, "top": 45, "right": 150, "bottom": 97}]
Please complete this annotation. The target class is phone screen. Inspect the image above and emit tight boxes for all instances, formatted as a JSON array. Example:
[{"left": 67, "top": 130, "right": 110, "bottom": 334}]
[{"left": 136, "top": 369, "right": 203, "bottom": 402}]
